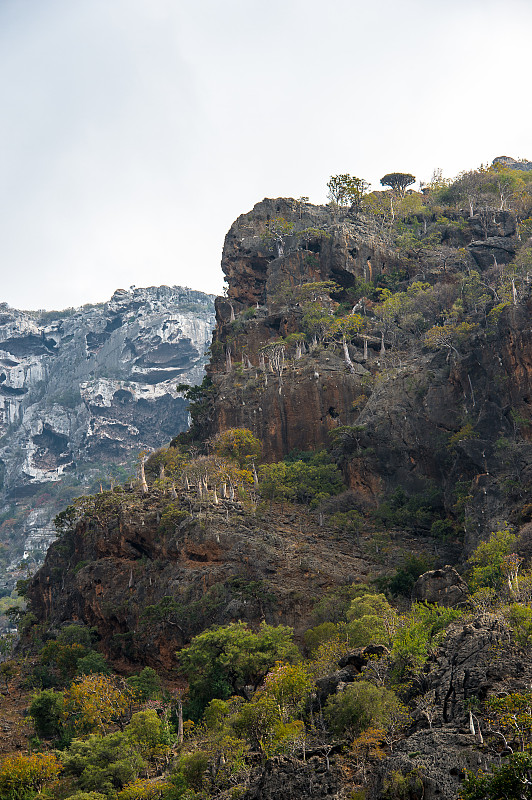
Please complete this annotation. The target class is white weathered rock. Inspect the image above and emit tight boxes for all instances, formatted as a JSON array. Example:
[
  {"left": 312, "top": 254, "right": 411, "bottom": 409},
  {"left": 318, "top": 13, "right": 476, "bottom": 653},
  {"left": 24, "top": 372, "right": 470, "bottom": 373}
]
[{"left": 0, "top": 287, "right": 215, "bottom": 583}]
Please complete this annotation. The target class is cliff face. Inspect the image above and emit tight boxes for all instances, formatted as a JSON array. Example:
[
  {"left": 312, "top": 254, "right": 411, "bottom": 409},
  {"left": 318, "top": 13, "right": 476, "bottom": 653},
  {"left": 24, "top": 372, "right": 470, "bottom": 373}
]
[
  {"left": 0, "top": 287, "right": 215, "bottom": 581},
  {"left": 203, "top": 198, "right": 529, "bottom": 545}
]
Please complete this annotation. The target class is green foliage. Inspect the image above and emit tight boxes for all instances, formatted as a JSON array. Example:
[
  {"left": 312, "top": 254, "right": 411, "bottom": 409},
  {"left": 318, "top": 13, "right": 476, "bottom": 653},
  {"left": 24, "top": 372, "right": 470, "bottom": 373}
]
[
  {"left": 210, "top": 428, "right": 261, "bottom": 469},
  {"left": 311, "top": 584, "right": 367, "bottom": 625},
  {"left": 463, "top": 752, "right": 532, "bottom": 800},
  {"left": 380, "top": 173, "right": 416, "bottom": 196},
  {"left": 126, "top": 667, "right": 162, "bottom": 702},
  {"left": 58, "top": 624, "right": 96, "bottom": 648},
  {"left": 324, "top": 680, "right": 402, "bottom": 736},
  {"left": 261, "top": 661, "right": 315, "bottom": 720},
  {"left": 259, "top": 450, "right": 344, "bottom": 508},
  {"left": 29, "top": 688, "right": 65, "bottom": 739},
  {"left": 373, "top": 486, "right": 445, "bottom": 536},
  {"left": 233, "top": 694, "right": 303, "bottom": 756},
  {"left": 116, "top": 779, "right": 173, "bottom": 799},
  {"left": 179, "top": 621, "right": 299, "bottom": 718},
  {"left": 345, "top": 593, "right": 393, "bottom": 647},
  {"left": 174, "top": 750, "right": 209, "bottom": 792},
  {"left": 382, "top": 768, "right": 424, "bottom": 799},
  {"left": 386, "top": 555, "right": 433, "bottom": 598},
  {"left": 158, "top": 504, "right": 189, "bottom": 533},
  {"left": 77, "top": 651, "right": 111, "bottom": 676},
  {"left": 391, "top": 603, "right": 462, "bottom": 679},
  {"left": 125, "top": 710, "right": 174, "bottom": 761},
  {"left": 467, "top": 526, "right": 517, "bottom": 591},
  {"left": 63, "top": 732, "right": 145, "bottom": 796},
  {"left": 327, "top": 174, "right": 370, "bottom": 208},
  {"left": 35, "top": 640, "right": 89, "bottom": 687},
  {"left": 173, "top": 376, "right": 217, "bottom": 446},
  {"left": 507, "top": 603, "right": 532, "bottom": 647},
  {"left": 328, "top": 425, "right": 367, "bottom": 459},
  {"left": 15, "top": 578, "right": 30, "bottom": 598},
  {"left": 304, "top": 622, "right": 339, "bottom": 655},
  {"left": 424, "top": 320, "right": 477, "bottom": 353},
  {"left": 447, "top": 422, "right": 478, "bottom": 451},
  {"left": 144, "top": 446, "right": 188, "bottom": 482}
]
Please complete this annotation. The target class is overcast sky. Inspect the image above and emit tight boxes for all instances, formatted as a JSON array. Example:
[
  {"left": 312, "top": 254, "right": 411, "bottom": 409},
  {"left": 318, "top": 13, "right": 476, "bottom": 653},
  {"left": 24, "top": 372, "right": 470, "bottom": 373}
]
[{"left": 1, "top": 0, "right": 531, "bottom": 310}]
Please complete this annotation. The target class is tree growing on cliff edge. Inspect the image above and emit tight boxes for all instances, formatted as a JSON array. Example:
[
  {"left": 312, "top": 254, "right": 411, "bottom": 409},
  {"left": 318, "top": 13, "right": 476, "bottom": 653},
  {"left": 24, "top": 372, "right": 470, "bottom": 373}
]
[
  {"left": 327, "top": 174, "right": 370, "bottom": 209},
  {"left": 380, "top": 172, "right": 416, "bottom": 197},
  {"left": 260, "top": 217, "right": 294, "bottom": 258}
]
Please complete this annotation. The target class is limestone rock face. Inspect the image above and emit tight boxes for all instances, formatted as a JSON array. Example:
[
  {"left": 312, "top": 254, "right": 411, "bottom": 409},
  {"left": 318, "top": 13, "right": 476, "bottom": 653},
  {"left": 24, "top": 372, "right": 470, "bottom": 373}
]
[
  {"left": 492, "top": 155, "right": 532, "bottom": 171},
  {"left": 413, "top": 566, "right": 468, "bottom": 607},
  {"left": 0, "top": 287, "right": 214, "bottom": 580}
]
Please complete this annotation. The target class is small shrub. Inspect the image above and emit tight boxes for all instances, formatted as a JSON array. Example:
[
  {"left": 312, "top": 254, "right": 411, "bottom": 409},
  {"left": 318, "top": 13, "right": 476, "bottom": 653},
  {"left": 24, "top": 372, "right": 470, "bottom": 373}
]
[{"left": 508, "top": 603, "right": 532, "bottom": 646}]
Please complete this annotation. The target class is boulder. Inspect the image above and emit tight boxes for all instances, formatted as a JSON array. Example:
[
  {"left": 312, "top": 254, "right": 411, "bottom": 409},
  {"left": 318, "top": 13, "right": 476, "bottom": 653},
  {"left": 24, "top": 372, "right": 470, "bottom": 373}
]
[{"left": 413, "top": 567, "right": 468, "bottom": 607}]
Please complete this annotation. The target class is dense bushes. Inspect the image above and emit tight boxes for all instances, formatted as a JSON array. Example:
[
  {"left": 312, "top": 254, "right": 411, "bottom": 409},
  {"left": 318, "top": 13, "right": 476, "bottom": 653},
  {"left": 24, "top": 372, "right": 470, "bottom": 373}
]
[{"left": 259, "top": 450, "right": 344, "bottom": 507}]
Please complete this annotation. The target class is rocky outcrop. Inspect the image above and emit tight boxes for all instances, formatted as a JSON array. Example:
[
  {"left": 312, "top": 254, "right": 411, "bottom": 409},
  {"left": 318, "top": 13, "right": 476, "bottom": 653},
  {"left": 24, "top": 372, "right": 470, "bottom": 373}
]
[
  {"left": 221, "top": 198, "right": 401, "bottom": 308},
  {"left": 0, "top": 287, "right": 214, "bottom": 582},
  {"left": 25, "top": 491, "right": 380, "bottom": 671},
  {"left": 493, "top": 155, "right": 532, "bottom": 172},
  {"left": 244, "top": 755, "right": 340, "bottom": 800},
  {"left": 206, "top": 196, "right": 532, "bottom": 542},
  {"left": 413, "top": 567, "right": 468, "bottom": 607}
]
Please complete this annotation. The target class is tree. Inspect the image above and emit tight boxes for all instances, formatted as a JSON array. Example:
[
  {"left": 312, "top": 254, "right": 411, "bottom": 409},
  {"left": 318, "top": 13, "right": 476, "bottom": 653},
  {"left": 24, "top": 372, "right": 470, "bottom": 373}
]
[
  {"left": 327, "top": 174, "right": 370, "bottom": 208},
  {"left": 62, "top": 732, "right": 145, "bottom": 796},
  {"left": 179, "top": 621, "right": 299, "bottom": 716},
  {"left": 258, "top": 451, "right": 344, "bottom": 509},
  {"left": 233, "top": 694, "right": 304, "bottom": 757},
  {"left": 261, "top": 217, "right": 294, "bottom": 258},
  {"left": 0, "top": 752, "right": 62, "bottom": 800},
  {"left": 463, "top": 752, "right": 532, "bottom": 800},
  {"left": 116, "top": 779, "right": 173, "bottom": 800},
  {"left": 345, "top": 593, "right": 393, "bottom": 648},
  {"left": 126, "top": 667, "right": 162, "bottom": 702},
  {"left": 63, "top": 674, "right": 136, "bottom": 734},
  {"left": 349, "top": 727, "right": 386, "bottom": 784},
  {"left": 380, "top": 172, "right": 416, "bottom": 197},
  {"left": 260, "top": 661, "right": 315, "bottom": 721},
  {"left": 76, "top": 651, "right": 111, "bottom": 677},
  {"left": 328, "top": 313, "right": 365, "bottom": 372},
  {"left": 424, "top": 320, "right": 477, "bottom": 357},
  {"left": 467, "top": 526, "right": 518, "bottom": 592},
  {"left": 29, "top": 688, "right": 65, "bottom": 739},
  {"left": 210, "top": 428, "right": 261, "bottom": 469}
]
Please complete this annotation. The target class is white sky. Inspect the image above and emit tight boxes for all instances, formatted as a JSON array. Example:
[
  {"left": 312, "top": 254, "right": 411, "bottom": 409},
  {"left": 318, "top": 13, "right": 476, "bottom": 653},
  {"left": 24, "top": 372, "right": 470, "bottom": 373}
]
[{"left": 1, "top": 0, "right": 531, "bottom": 310}]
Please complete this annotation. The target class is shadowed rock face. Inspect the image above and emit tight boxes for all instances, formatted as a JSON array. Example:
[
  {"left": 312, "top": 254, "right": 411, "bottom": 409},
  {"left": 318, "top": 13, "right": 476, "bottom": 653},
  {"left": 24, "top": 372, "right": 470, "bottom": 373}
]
[{"left": 0, "top": 287, "right": 215, "bottom": 580}]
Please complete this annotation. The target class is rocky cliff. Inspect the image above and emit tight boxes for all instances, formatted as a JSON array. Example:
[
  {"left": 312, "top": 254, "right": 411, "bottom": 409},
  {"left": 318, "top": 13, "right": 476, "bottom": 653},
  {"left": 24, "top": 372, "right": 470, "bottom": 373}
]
[
  {"left": 19, "top": 165, "right": 532, "bottom": 799},
  {"left": 0, "top": 286, "right": 215, "bottom": 584},
  {"left": 199, "top": 196, "right": 530, "bottom": 550}
]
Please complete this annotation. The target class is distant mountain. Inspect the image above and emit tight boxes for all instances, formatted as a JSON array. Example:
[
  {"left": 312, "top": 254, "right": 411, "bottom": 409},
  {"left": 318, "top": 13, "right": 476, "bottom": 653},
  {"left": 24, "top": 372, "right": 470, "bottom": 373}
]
[{"left": 0, "top": 286, "right": 215, "bottom": 589}]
